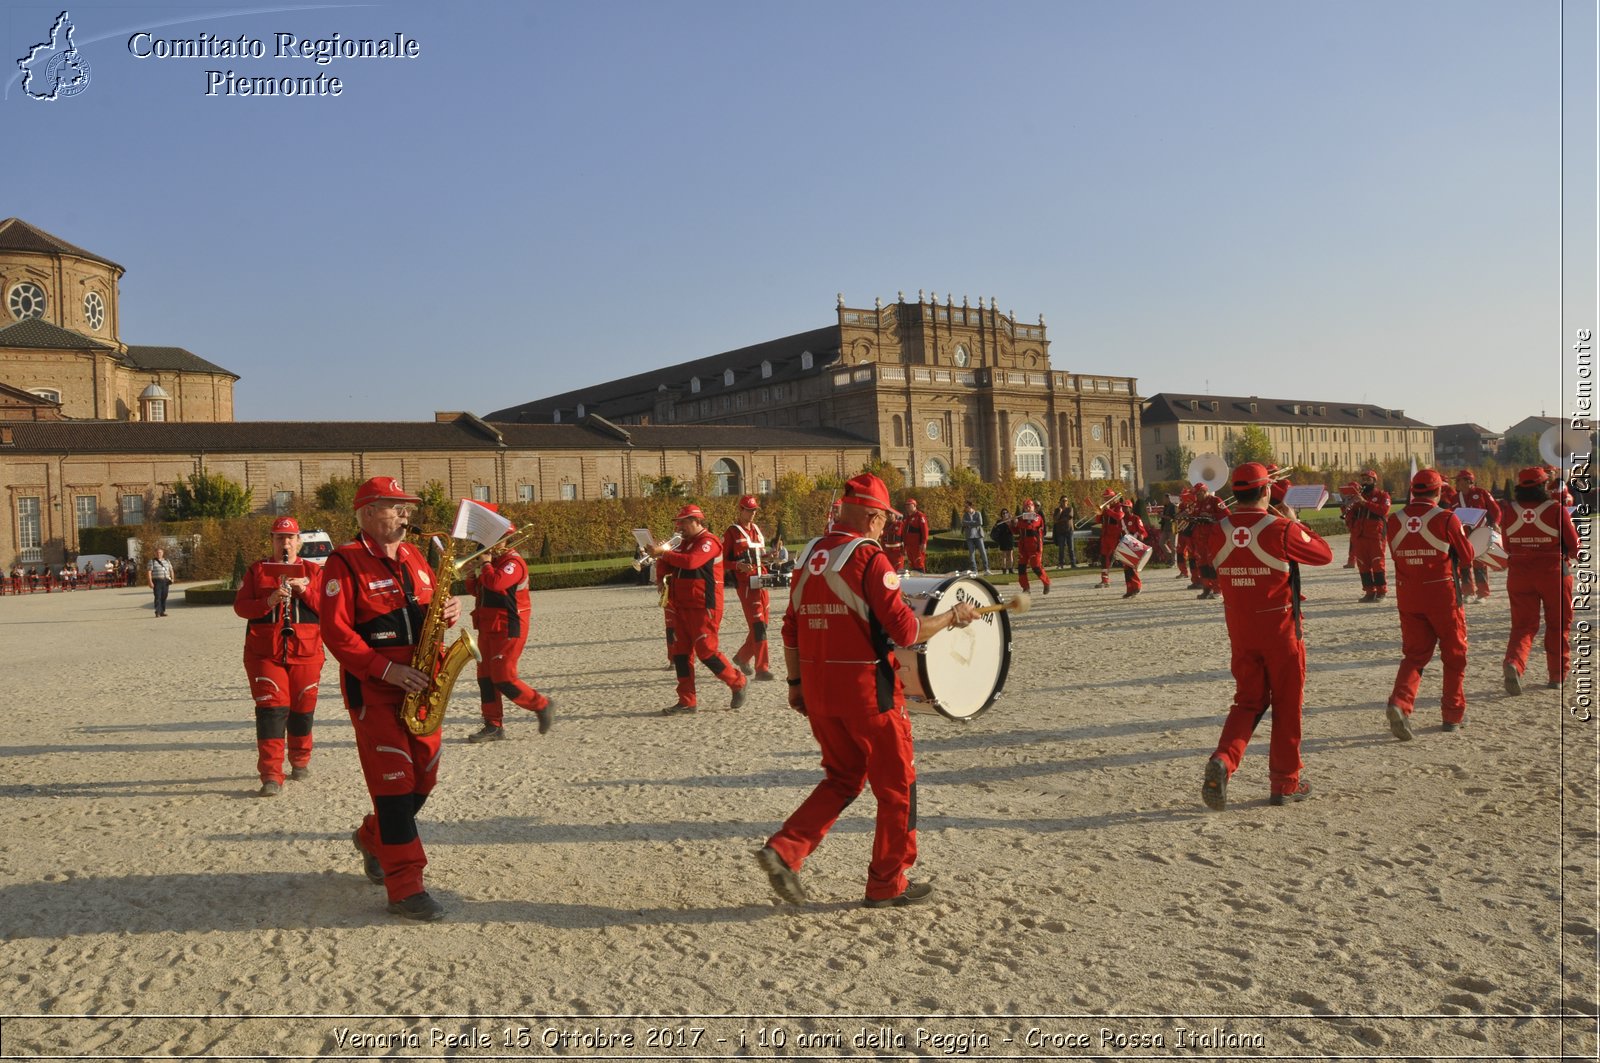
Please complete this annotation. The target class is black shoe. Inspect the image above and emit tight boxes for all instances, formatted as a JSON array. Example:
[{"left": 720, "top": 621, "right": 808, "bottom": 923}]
[
  {"left": 754, "top": 846, "right": 806, "bottom": 905},
  {"left": 535, "top": 700, "right": 554, "bottom": 735},
  {"left": 863, "top": 881, "right": 934, "bottom": 908},
  {"left": 1269, "top": 780, "right": 1312, "bottom": 806},
  {"left": 662, "top": 702, "right": 697, "bottom": 716},
  {"left": 1547, "top": 681, "right": 1561, "bottom": 689},
  {"left": 387, "top": 891, "right": 444, "bottom": 921},
  {"left": 755, "top": 670, "right": 777, "bottom": 681},
  {"left": 1386, "top": 704, "right": 1413, "bottom": 742},
  {"left": 736, "top": 659, "right": 755, "bottom": 677},
  {"left": 1358, "top": 593, "right": 1377, "bottom": 603},
  {"left": 1202, "top": 757, "right": 1228, "bottom": 811},
  {"left": 730, "top": 685, "right": 748, "bottom": 710},
  {"left": 1122, "top": 589, "right": 1139, "bottom": 598},
  {"left": 353, "top": 830, "right": 385, "bottom": 885},
  {"left": 1042, "top": 583, "right": 1051, "bottom": 595},
  {"left": 467, "top": 723, "right": 506, "bottom": 743},
  {"left": 289, "top": 765, "right": 311, "bottom": 781},
  {"left": 256, "top": 781, "right": 282, "bottom": 798},
  {"left": 1503, "top": 662, "right": 1523, "bottom": 696},
  {"left": 1441, "top": 718, "right": 1465, "bottom": 732}
]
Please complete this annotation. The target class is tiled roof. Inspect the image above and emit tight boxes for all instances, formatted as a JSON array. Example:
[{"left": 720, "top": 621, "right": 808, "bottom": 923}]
[
  {"left": 123, "top": 345, "right": 238, "bottom": 378},
  {"left": 0, "top": 218, "right": 123, "bottom": 270},
  {"left": 0, "top": 318, "right": 115, "bottom": 350},
  {"left": 1142, "top": 393, "right": 1433, "bottom": 430},
  {"left": 484, "top": 325, "right": 842, "bottom": 423},
  {"left": 0, "top": 417, "right": 873, "bottom": 455}
]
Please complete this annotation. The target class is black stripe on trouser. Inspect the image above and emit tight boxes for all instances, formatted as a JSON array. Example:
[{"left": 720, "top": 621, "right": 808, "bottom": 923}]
[
  {"left": 255, "top": 706, "right": 289, "bottom": 740},
  {"left": 478, "top": 677, "right": 498, "bottom": 702},
  {"left": 375, "top": 794, "right": 417, "bottom": 845},
  {"left": 673, "top": 655, "right": 691, "bottom": 678},
  {"left": 1361, "top": 572, "right": 1374, "bottom": 591},
  {"left": 1374, "top": 572, "right": 1387, "bottom": 590},
  {"left": 495, "top": 682, "right": 529, "bottom": 700},
  {"left": 1199, "top": 565, "right": 1217, "bottom": 581},
  {"left": 907, "top": 781, "right": 917, "bottom": 833},
  {"left": 344, "top": 670, "right": 364, "bottom": 710},
  {"left": 752, "top": 621, "right": 767, "bottom": 642},
  {"left": 704, "top": 655, "right": 727, "bottom": 675},
  {"left": 286, "top": 711, "right": 314, "bottom": 737}
]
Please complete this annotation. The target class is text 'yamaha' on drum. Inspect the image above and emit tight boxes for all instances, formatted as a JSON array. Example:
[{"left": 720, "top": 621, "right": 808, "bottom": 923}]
[{"left": 893, "top": 574, "right": 1012, "bottom": 722}]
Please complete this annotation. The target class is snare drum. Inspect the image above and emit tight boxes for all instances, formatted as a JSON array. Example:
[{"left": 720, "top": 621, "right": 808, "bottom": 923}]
[
  {"left": 1113, "top": 534, "right": 1152, "bottom": 572},
  {"left": 893, "top": 574, "right": 1012, "bottom": 721},
  {"left": 1466, "top": 524, "right": 1508, "bottom": 571}
]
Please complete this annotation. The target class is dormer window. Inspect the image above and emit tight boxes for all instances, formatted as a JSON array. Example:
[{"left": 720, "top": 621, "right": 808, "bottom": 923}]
[
  {"left": 138, "top": 382, "right": 170, "bottom": 423},
  {"left": 28, "top": 388, "right": 60, "bottom": 404},
  {"left": 576, "top": 403, "right": 586, "bottom": 418},
  {"left": 723, "top": 369, "right": 735, "bottom": 386},
  {"left": 691, "top": 376, "right": 701, "bottom": 393},
  {"left": 761, "top": 360, "right": 772, "bottom": 379},
  {"left": 800, "top": 351, "right": 813, "bottom": 371},
  {"left": 553, "top": 410, "right": 562, "bottom": 423}
]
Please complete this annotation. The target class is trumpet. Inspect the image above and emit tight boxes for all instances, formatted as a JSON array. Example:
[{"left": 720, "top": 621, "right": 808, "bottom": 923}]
[{"left": 632, "top": 532, "right": 682, "bottom": 570}]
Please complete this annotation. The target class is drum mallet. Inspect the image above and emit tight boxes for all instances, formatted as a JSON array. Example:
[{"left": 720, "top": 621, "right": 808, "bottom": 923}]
[{"left": 976, "top": 591, "right": 1031, "bottom": 617}]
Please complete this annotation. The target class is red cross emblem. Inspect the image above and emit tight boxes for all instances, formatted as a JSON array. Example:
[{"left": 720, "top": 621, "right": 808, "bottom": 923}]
[
  {"left": 807, "top": 548, "right": 830, "bottom": 575},
  {"left": 1523, "top": 510, "right": 1536, "bottom": 523},
  {"left": 1232, "top": 527, "right": 1251, "bottom": 547},
  {"left": 1406, "top": 516, "right": 1422, "bottom": 533}
]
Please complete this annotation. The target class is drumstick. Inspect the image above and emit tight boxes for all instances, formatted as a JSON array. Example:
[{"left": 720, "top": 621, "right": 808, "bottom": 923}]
[{"left": 977, "top": 592, "right": 1031, "bottom": 617}]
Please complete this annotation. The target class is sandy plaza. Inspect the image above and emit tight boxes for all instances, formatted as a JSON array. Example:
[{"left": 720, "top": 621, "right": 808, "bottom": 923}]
[{"left": 0, "top": 540, "right": 1593, "bottom": 1061}]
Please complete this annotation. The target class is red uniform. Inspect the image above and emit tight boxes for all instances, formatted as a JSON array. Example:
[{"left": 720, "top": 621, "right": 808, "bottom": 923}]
[
  {"left": 1119, "top": 511, "right": 1147, "bottom": 596},
  {"left": 234, "top": 556, "right": 326, "bottom": 787},
  {"left": 1010, "top": 508, "right": 1051, "bottom": 593},
  {"left": 880, "top": 515, "right": 905, "bottom": 572},
  {"left": 466, "top": 550, "right": 550, "bottom": 729},
  {"left": 1096, "top": 502, "right": 1125, "bottom": 587},
  {"left": 1502, "top": 497, "right": 1580, "bottom": 686},
  {"left": 1201, "top": 510, "right": 1334, "bottom": 799},
  {"left": 1348, "top": 487, "right": 1391, "bottom": 599},
  {"left": 768, "top": 529, "right": 924, "bottom": 901},
  {"left": 1453, "top": 482, "right": 1501, "bottom": 600},
  {"left": 1385, "top": 502, "right": 1475, "bottom": 726},
  {"left": 319, "top": 533, "right": 447, "bottom": 904},
  {"left": 660, "top": 528, "right": 746, "bottom": 709},
  {"left": 1189, "top": 493, "right": 1230, "bottom": 597},
  {"left": 901, "top": 509, "right": 931, "bottom": 572},
  {"left": 724, "top": 519, "right": 772, "bottom": 676}
]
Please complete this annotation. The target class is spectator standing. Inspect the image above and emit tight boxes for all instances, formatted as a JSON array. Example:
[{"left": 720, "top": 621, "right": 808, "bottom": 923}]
[{"left": 147, "top": 548, "right": 175, "bottom": 617}]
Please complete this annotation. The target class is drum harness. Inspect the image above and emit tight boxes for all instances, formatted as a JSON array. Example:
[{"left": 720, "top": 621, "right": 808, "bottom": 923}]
[
  {"left": 1387, "top": 504, "right": 1467, "bottom": 604},
  {"left": 791, "top": 535, "right": 899, "bottom": 706},
  {"left": 1213, "top": 514, "right": 1308, "bottom": 640}
]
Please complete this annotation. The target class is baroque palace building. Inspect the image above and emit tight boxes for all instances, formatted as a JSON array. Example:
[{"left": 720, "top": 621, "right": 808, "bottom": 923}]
[
  {"left": 486, "top": 292, "right": 1145, "bottom": 490},
  {"left": 1139, "top": 392, "right": 1436, "bottom": 483},
  {"left": 0, "top": 220, "right": 877, "bottom": 567}
]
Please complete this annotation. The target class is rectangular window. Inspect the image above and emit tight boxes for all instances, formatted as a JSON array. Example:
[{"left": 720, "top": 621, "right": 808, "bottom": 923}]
[
  {"left": 18, "top": 496, "right": 42, "bottom": 550},
  {"left": 517, "top": 484, "right": 534, "bottom": 502},
  {"left": 148, "top": 399, "right": 166, "bottom": 422},
  {"left": 121, "top": 494, "right": 145, "bottom": 525},
  {"left": 471, "top": 485, "right": 490, "bottom": 502},
  {"left": 75, "top": 495, "right": 98, "bottom": 530},
  {"left": 602, "top": 482, "right": 618, "bottom": 499},
  {"left": 273, "top": 490, "right": 293, "bottom": 514},
  {"left": 560, "top": 484, "right": 577, "bottom": 501},
  {"left": 759, "top": 478, "right": 771, "bottom": 494}
]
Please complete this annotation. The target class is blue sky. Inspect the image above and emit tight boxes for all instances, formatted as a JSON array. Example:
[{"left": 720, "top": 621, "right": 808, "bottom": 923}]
[{"left": 4, "top": 0, "right": 1593, "bottom": 434}]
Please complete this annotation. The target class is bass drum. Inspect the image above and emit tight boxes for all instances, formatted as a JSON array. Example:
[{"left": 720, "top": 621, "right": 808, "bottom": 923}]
[
  {"left": 1466, "top": 524, "right": 1508, "bottom": 571},
  {"left": 893, "top": 574, "right": 1012, "bottom": 722}
]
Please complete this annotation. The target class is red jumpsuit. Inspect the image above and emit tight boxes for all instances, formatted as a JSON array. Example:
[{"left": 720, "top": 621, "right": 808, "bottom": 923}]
[
  {"left": 1454, "top": 485, "right": 1501, "bottom": 599},
  {"left": 1010, "top": 510, "right": 1051, "bottom": 593},
  {"left": 1189, "top": 495, "right": 1230, "bottom": 596},
  {"left": 1201, "top": 511, "right": 1333, "bottom": 797},
  {"left": 320, "top": 533, "right": 449, "bottom": 904},
  {"left": 1348, "top": 488, "right": 1391, "bottom": 598},
  {"left": 901, "top": 510, "right": 931, "bottom": 572},
  {"left": 234, "top": 556, "right": 326, "bottom": 786},
  {"left": 466, "top": 550, "right": 549, "bottom": 727},
  {"left": 660, "top": 529, "right": 746, "bottom": 708},
  {"left": 880, "top": 516, "right": 905, "bottom": 572},
  {"left": 1385, "top": 503, "right": 1474, "bottom": 725},
  {"left": 1120, "top": 512, "right": 1147, "bottom": 595},
  {"left": 1502, "top": 499, "right": 1580, "bottom": 685},
  {"left": 1096, "top": 504, "right": 1125, "bottom": 587},
  {"left": 722, "top": 520, "right": 771, "bottom": 675},
  {"left": 767, "top": 530, "right": 924, "bottom": 901}
]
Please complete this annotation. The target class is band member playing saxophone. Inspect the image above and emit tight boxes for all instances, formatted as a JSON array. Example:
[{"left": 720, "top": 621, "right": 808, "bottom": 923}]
[
  {"left": 233, "top": 516, "right": 325, "bottom": 797},
  {"left": 320, "top": 476, "right": 460, "bottom": 922}
]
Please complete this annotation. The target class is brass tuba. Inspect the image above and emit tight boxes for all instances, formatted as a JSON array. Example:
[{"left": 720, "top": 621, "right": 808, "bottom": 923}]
[{"left": 401, "top": 531, "right": 481, "bottom": 737}]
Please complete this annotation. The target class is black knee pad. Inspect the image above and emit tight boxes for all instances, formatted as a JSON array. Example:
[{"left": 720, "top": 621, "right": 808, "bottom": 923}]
[
  {"left": 286, "top": 711, "right": 314, "bottom": 738},
  {"left": 374, "top": 794, "right": 417, "bottom": 846},
  {"left": 703, "top": 654, "right": 727, "bottom": 675},
  {"left": 412, "top": 792, "right": 428, "bottom": 815},
  {"left": 673, "top": 654, "right": 691, "bottom": 678},
  {"left": 752, "top": 621, "right": 767, "bottom": 643},
  {"left": 495, "top": 681, "right": 523, "bottom": 700},
  {"left": 478, "top": 677, "right": 497, "bottom": 702},
  {"left": 254, "top": 705, "right": 289, "bottom": 740}
]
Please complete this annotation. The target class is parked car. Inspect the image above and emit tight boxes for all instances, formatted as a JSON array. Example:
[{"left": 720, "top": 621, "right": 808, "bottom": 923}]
[{"left": 297, "top": 530, "right": 333, "bottom": 565}]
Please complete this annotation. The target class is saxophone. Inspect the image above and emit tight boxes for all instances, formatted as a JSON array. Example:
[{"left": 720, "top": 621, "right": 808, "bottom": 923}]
[{"left": 401, "top": 533, "right": 482, "bottom": 737}]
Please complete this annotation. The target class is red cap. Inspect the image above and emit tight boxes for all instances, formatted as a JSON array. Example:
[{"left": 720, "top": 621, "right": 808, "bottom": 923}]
[
  {"left": 1517, "top": 466, "right": 1549, "bottom": 487},
  {"left": 270, "top": 516, "right": 300, "bottom": 535},
  {"left": 353, "top": 476, "right": 421, "bottom": 510},
  {"left": 1362, "top": 469, "right": 1379, "bottom": 480},
  {"left": 1192, "top": 482, "right": 1209, "bottom": 492},
  {"left": 1456, "top": 470, "right": 1475, "bottom": 483},
  {"left": 840, "top": 473, "right": 898, "bottom": 515},
  {"left": 1411, "top": 468, "right": 1445, "bottom": 492},
  {"left": 1180, "top": 488, "right": 1193, "bottom": 500},
  {"left": 1231, "top": 462, "right": 1270, "bottom": 490},
  {"left": 1103, "top": 488, "right": 1118, "bottom": 498},
  {"left": 737, "top": 494, "right": 759, "bottom": 510},
  {"left": 904, "top": 497, "right": 918, "bottom": 507},
  {"left": 673, "top": 503, "right": 705, "bottom": 522}
]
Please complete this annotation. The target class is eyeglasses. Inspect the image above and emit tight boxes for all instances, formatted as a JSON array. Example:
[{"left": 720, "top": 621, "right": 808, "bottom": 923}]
[{"left": 372, "top": 502, "right": 415, "bottom": 515}]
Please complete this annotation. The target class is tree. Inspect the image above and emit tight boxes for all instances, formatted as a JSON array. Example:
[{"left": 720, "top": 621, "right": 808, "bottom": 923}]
[
  {"left": 167, "top": 472, "right": 251, "bottom": 520},
  {"left": 1232, "top": 424, "right": 1275, "bottom": 465},
  {"left": 860, "top": 459, "right": 906, "bottom": 494},
  {"left": 1500, "top": 434, "right": 1541, "bottom": 466},
  {"left": 1163, "top": 444, "right": 1196, "bottom": 482},
  {"left": 416, "top": 479, "right": 451, "bottom": 529},
  {"left": 315, "top": 475, "right": 359, "bottom": 511},
  {"left": 640, "top": 475, "right": 690, "bottom": 499}
]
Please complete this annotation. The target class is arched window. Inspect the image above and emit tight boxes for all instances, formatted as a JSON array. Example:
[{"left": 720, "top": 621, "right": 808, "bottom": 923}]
[
  {"left": 963, "top": 415, "right": 976, "bottom": 447},
  {"left": 1119, "top": 420, "right": 1129, "bottom": 446},
  {"left": 1089, "top": 456, "right": 1111, "bottom": 478},
  {"left": 921, "top": 457, "right": 949, "bottom": 488},
  {"left": 800, "top": 351, "right": 813, "bottom": 370},
  {"left": 690, "top": 376, "right": 701, "bottom": 393},
  {"left": 761, "top": 360, "right": 772, "bottom": 379},
  {"left": 891, "top": 415, "right": 904, "bottom": 448},
  {"left": 28, "top": 388, "right": 60, "bottom": 404},
  {"left": 1014, "top": 423, "right": 1047, "bottom": 479},
  {"left": 723, "top": 369, "right": 735, "bottom": 386},
  {"left": 710, "top": 458, "right": 741, "bottom": 497}
]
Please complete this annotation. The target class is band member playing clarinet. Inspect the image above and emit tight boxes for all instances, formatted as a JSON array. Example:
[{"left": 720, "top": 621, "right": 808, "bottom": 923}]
[
  {"left": 233, "top": 516, "right": 325, "bottom": 797},
  {"left": 756, "top": 473, "right": 980, "bottom": 908},
  {"left": 464, "top": 505, "right": 553, "bottom": 743},
  {"left": 321, "top": 476, "right": 460, "bottom": 922},
  {"left": 650, "top": 504, "right": 748, "bottom": 715},
  {"left": 1200, "top": 463, "right": 1333, "bottom": 810},
  {"left": 724, "top": 494, "right": 775, "bottom": 681}
]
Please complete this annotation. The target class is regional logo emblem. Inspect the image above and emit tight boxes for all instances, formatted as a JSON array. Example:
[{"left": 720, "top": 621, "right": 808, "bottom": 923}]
[{"left": 17, "top": 11, "right": 91, "bottom": 101}]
